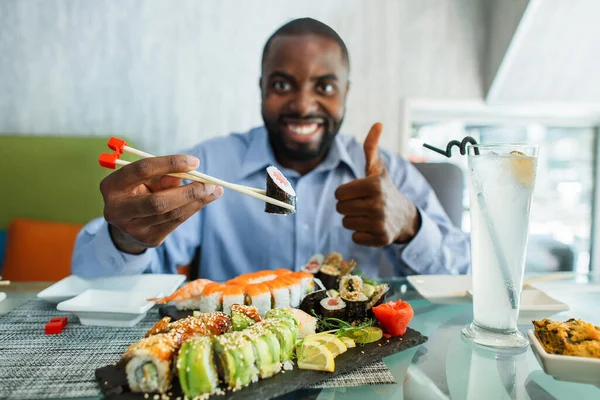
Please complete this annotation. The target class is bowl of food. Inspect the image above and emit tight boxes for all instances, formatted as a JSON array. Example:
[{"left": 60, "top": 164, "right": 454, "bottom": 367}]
[{"left": 528, "top": 318, "right": 600, "bottom": 385}]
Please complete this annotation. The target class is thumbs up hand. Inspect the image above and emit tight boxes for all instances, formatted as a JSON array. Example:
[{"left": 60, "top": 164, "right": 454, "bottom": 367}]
[{"left": 334, "top": 123, "right": 421, "bottom": 247}]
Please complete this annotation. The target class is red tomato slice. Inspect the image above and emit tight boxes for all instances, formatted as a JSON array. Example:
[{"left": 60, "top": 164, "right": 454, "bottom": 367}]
[{"left": 372, "top": 300, "right": 414, "bottom": 336}]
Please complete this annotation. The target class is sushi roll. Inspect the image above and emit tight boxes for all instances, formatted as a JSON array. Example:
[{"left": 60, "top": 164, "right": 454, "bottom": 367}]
[
  {"left": 339, "top": 275, "right": 363, "bottom": 296},
  {"left": 279, "top": 275, "right": 302, "bottom": 308},
  {"left": 320, "top": 297, "right": 347, "bottom": 319},
  {"left": 264, "top": 308, "right": 298, "bottom": 325},
  {"left": 192, "top": 312, "right": 232, "bottom": 336},
  {"left": 266, "top": 279, "right": 291, "bottom": 309},
  {"left": 199, "top": 282, "right": 225, "bottom": 313},
  {"left": 241, "top": 325, "right": 282, "bottom": 379},
  {"left": 261, "top": 319, "right": 298, "bottom": 362},
  {"left": 213, "top": 331, "right": 260, "bottom": 390},
  {"left": 317, "top": 263, "right": 341, "bottom": 290},
  {"left": 341, "top": 291, "right": 369, "bottom": 322},
  {"left": 230, "top": 304, "right": 261, "bottom": 331},
  {"left": 323, "top": 252, "right": 343, "bottom": 268},
  {"left": 273, "top": 268, "right": 292, "bottom": 276},
  {"left": 245, "top": 283, "right": 272, "bottom": 317},
  {"left": 265, "top": 165, "right": 296, "bottom": 215},
  {"left": 299, "top": 289, "right": 327, "bottom": 316},
  {"left": 291, "top": 271, "right": 315, "bottom": 295},
  {"left": 177, "top": 336, "right": 219, "bottom": 398},
  {"left": 339, "top": 259, "right": 358, "bottom": 276},
  {"left": 367, "top": 283, "right": 390, "bottom": 309},
  {"left": 300, "top": 262, "right": 320, "bottom": 275},
  {"left": 121, "top": 334, "right": 178, "bottom": 393},
  {"left": 222, "top": 285, "right": 246, "bottom": 315},
  {"left": 308, "top": 253, "right": 324, "bottom": 265}
]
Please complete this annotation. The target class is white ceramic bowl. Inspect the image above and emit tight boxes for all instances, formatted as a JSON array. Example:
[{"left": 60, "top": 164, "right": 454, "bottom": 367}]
[{"left": 528, "top": 329, "right": 600, "bottom": 385}]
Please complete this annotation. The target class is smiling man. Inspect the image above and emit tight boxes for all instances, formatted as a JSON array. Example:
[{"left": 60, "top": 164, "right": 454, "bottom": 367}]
[{"left": 72, "top": 18, "right": 470, "bottom": 280}]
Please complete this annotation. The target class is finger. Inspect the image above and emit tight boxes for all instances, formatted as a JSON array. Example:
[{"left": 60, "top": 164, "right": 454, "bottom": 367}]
[
  {"left": 145, "top": 175, "right": 184, "bottom": 193},
  {"left": 335, "top": 176, "right": 381, "bottom": 201},
  {"left": 132, "top": 187, "right": 223, "bottom": 227},
  {"left": 363, "top": 122, "right": 383, "bottom": 177},
  {"left": 112, "top": 155, "right": 200, "bottom": 191},
  {"left": 352, "top": 232, "right": 385, "bottom": 247},
  {"left": 342, "top": 216, "right": 382, "bottom": 233},
  {"left": 336, "top": 198, "right": 383, "bottom": 217},
  {"left": 120, "top": 182, "right": 217, "bottom": 219}
]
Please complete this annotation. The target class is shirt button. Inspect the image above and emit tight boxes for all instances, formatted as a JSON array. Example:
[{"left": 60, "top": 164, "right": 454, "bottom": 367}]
[{"left": 303, "top": 224, "right": 310, "bottom": 231}]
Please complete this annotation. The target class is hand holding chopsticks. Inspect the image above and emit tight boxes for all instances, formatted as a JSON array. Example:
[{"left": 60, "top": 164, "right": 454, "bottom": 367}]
[{"left": 98, "top": 137, "right": 294, "bottom": 212}]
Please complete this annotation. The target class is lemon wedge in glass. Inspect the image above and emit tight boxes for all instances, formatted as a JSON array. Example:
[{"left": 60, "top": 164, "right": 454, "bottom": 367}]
[{"left": 509, "top": 150, "right": 536, "bottom": 187}]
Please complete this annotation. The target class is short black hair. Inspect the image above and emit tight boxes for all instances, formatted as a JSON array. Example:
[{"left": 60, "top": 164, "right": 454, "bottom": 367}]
[{"left": 261, "top": 18, "right": 350, "bottom": 72}]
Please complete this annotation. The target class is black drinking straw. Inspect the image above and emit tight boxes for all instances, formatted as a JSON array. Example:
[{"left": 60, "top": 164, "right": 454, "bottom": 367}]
[
  {"left": 422, "top": 137, "right": 518, "bottom": 310},
  {"left": 422, "top": 136, "right": 480, "bottom": 157}
]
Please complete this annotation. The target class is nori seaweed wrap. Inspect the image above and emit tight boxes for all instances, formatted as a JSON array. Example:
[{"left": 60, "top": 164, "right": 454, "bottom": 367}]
[{"left": 265, "top": 166, "right": 296, "bottom": 214}]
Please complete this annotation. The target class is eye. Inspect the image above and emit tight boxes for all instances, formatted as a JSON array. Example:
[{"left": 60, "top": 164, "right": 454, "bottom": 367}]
[
  {"left": 317, "top": 82, "right": 336, "bottom": 95},
  {"left": 271, "top": 80, "right": 291, "bottom": 92}
]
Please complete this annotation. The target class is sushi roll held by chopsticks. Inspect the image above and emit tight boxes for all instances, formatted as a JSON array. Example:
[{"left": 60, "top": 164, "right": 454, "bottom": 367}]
[{"left": 265, "top": 166, "right": 296, "bottom": 215}]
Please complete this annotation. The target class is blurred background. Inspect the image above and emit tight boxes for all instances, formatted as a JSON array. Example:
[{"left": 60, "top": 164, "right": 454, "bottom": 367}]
[{"left": 1, "top": 0, "right": 599, "bottom": 278}]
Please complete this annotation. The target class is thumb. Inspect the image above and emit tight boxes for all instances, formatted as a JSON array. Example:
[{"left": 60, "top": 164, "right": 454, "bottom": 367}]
[{"left": 364, "top": 122, "right": 383, "bottom": 176}]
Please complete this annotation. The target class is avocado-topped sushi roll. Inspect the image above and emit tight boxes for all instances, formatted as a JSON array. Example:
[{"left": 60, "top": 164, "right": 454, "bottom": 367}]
[
  {"left": 341, "top": 291, "right": 369, "bottom": 322},
  {"left": 260, "top": 319, "right": 298, "bottom": 362},
  {"left": 264, "top": 308, "right": 297, "bottom": 325},
  {"left": 121, "top": 334, "right": 178, "bottom": 393},
  {"left": 177, "top": 336, "right": 218, "bottom": 398},
  {"left": 242, "top": 325, "right": 282, "bottom": 379},
  {"left": 265, "top": 165, "right": 296, "bottom": 215},
  {"left": 317, "top": 263, "right": 341, "bottom": 290},
  {"left": 320, "top": 297, "right": 346, "bottom": 319},
  {"left": 230, "top": 304, "right": 261, "bottom": 331},
  {"left": 213, "top": 332, "right": 259, "bottom": 391},
  {"left": 339, "top": 275, "right": 363, "bottom": 296}
]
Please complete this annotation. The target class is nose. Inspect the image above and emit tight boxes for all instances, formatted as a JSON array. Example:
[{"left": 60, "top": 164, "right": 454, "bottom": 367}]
[{"left": 289, "top": 88, "right": 318, "bottom": 117}]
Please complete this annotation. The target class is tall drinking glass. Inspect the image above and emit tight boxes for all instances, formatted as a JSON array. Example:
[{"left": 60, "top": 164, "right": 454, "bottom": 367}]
[{"left": 461, "top": 144, "right": 539, "bottom": 349}]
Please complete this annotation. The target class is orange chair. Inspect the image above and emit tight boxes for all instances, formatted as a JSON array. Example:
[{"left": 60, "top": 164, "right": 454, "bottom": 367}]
[{"left": 1, "top": 218, "right": 83, "bottom": 282}]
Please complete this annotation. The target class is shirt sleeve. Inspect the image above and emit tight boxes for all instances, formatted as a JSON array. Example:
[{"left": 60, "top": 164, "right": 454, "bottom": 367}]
[
  {"left": 70, "top": 146, "right": 205, "bottom": 279},
  {"left": 383, "top": 156, "right": 471, "bottom": 276}
]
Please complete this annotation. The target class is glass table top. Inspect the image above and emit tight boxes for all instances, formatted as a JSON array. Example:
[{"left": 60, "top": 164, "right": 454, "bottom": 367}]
[{"left": 2, "top": 277, "right": 599, "bottom": 400}]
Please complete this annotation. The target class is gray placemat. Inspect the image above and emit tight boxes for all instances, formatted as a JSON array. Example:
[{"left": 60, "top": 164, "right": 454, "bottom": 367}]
[{"left": 0, "top": 299, "right": 395, "bottom": 399}]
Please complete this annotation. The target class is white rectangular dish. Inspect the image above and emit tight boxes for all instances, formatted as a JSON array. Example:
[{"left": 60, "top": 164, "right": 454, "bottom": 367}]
[
  {"left": 37, "top": 274, "right": 186, "bottom": 303},
  {"left": 407, "top": 274, "right": 570, "bottom": 323},
  {"left": 528, "top": 329, "right": 600, "bottom": 385},
  {"left": 56, "top": 289, "right": 157, "bottom": 327}
]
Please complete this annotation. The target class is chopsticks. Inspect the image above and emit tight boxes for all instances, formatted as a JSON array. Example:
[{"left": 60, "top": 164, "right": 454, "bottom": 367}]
[
  {"left": 0, "top": 276, "right": 10, "bottom": 286},
  {"left": 99, "top": 138, "right": 295, "bottom": 212}
]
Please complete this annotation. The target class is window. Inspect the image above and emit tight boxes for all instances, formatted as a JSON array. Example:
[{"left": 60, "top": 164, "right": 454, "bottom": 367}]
[{"left": 409, "top": 121, "right": 595, "bottom": 274}]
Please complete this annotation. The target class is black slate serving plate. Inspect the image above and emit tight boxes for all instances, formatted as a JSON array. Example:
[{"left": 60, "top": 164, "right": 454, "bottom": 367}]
[{"left": 96, "top": 306, "right": 428, "bottom": 400}]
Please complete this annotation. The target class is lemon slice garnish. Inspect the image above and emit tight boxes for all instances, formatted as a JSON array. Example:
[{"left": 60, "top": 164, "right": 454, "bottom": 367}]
[
  {"left": 297, "top": 343, "right": 335, "bottom": 372},
  {"left": 303, "top": 336, "right": 347, "bottom": 357},
  {"left": 509, "top": 150, "right": 535, "bottom": 187}
]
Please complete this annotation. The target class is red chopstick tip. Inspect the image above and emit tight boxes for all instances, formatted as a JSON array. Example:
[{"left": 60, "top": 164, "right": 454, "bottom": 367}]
[
  {"left": 99, "top": 153, "right": 118, "bottom": 169},
  {"left": 108, "top": 137, "right": 127, "bottom": 155}
]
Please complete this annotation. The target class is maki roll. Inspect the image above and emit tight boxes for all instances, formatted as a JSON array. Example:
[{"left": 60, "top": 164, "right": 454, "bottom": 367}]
[
  {"left": 341, "top": 291, "right": 369, "bottom": 322},
  {"left": 339, "top": 275, "right": 363, "bottom": 296},
  {"left": 300, "top": 262, "right": 320, "bottom": 275},
  {"left": 231, "top": 304, "right": 261, "bottom": 331},
  {"left": 323, "top": 252, "right": 343, "bottom": 268},
  {"left": 241, "top": 325, "right": 282, "bottom": 379},
  {"left": 261, "top": 319, "right": 298, "bottom": 362},
  {"left": 367, "top": 283, "right": 390, "bottom": 309},
  {"left": 320, "top": 297, "right": 347, "bottom": 319},
  {"left": 177, "top": 336, "right": 219, "bottom": 398},
  {"left": 291, "top": 271, "right": 315, "bottom": 295},
  {"left": 199, "top": 282, "right": 225, "bottom": 313},
  {"left": 213, "top": 332, "right": 260, "bottom": 391},
  {"left": 299, "top": 289, "right": 327, "bottom": 316},
  {"left": 317, "top": 263, "right": 341, "bottom": 290},
  {"left": 121, "top": 334, "right": 178, "bottom": 393},
  {"left": 222, "top": 285, "right": 245, "bottom": 315},
  {"left": 265, "top": 279, "right": 291, "bottom": 309},
  {"left": 279, "top": 275, "right": 302, "bottom": 308},
  {"left": 339, "top": 259, "right": 358, "bottom": 276},
  {"left": 265, "top": 165, "right": 296, "bottom": 215},
  {"left": 244, "top": 283, "right": 271, "bottom": 317}
]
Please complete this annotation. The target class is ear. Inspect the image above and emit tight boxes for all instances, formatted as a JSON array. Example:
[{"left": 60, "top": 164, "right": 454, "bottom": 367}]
[{"left": 345, "top": 80, "right": 351, "bottom": 97}]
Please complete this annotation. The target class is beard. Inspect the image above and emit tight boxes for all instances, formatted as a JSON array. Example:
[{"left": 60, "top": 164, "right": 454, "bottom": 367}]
[{"left": 263, "top": 110, "right": 345, "bottom": 162}]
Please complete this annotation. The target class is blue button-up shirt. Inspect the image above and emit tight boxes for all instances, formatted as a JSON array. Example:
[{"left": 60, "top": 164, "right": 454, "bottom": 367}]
[{"left": 72, "top": 126, "right": 470, "bottom": 280}]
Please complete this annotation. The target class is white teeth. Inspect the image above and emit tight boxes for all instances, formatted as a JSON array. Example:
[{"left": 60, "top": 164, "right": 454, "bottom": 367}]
[{"left": 288, "top": 123, "right": 319, "bottom": 136}]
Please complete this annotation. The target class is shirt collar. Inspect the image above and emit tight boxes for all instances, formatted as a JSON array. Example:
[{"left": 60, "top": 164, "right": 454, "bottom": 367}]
[{"left": 238, "top": 126, "right": 360, "bottom": 180}]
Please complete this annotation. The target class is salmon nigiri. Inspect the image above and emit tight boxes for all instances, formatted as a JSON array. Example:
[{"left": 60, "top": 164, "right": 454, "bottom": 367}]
[{"left": 148, "top": 278, "right": 213, "bottom": 305}]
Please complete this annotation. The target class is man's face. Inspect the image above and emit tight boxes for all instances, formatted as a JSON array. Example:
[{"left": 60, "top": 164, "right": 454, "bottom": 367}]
[{"left": 261, "top": 34, "right": 350, "bottom": 162}]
